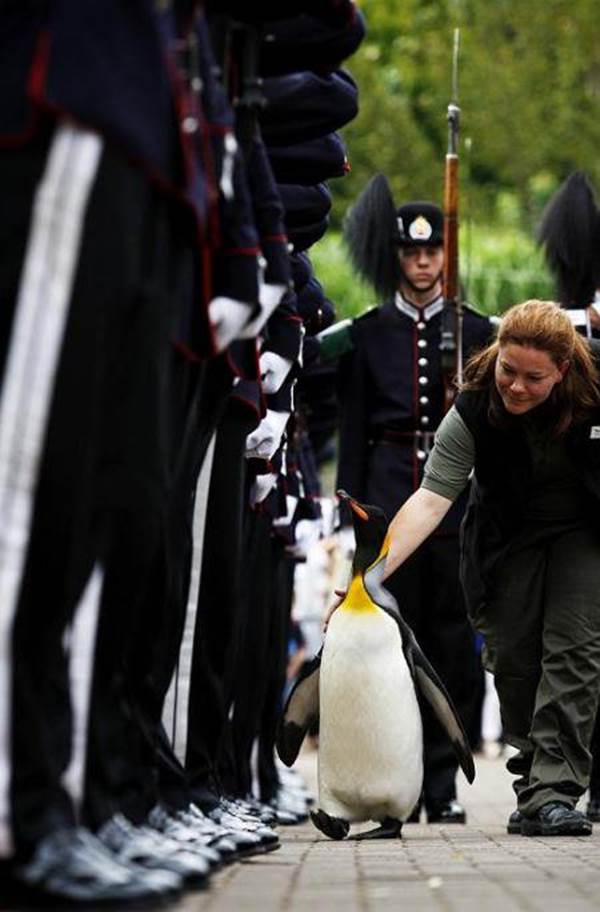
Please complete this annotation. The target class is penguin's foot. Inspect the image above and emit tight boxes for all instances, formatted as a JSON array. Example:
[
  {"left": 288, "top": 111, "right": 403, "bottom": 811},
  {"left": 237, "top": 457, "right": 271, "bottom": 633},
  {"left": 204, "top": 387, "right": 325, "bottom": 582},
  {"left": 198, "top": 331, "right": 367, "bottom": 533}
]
[
  {"left": 310, "top": 809, "right": 350, "bottom": 840},
  {"left": 352, "top": 818, "right": 402, "bottom": 840}
]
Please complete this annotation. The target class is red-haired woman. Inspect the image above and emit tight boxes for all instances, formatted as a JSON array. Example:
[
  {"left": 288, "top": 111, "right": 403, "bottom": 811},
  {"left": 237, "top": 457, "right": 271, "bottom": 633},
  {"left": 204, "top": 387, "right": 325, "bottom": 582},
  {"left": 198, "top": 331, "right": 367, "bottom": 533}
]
[{"left": 381, "top": 299, "right": 600, "bottom": 836}]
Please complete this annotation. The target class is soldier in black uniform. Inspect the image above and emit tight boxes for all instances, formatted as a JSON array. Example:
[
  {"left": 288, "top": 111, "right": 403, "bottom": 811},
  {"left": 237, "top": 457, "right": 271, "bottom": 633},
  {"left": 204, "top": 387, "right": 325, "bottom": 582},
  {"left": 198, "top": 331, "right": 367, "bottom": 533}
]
[{"left": 333, "top": 174, "right": 492, "bottom": 823}]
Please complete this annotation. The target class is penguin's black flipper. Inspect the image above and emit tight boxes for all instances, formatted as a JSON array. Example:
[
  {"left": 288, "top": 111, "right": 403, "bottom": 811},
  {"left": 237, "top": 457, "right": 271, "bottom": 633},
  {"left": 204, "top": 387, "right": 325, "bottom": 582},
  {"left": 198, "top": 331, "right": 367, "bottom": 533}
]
[
  {"left": 404, "top": 626, "right": 475, "bottom": 784},
  {"left": 276, "top": 650, "right": 321, "bottom": 767},
  {"left": 364, "top": 556, "right": 475, "bottom": 784}
]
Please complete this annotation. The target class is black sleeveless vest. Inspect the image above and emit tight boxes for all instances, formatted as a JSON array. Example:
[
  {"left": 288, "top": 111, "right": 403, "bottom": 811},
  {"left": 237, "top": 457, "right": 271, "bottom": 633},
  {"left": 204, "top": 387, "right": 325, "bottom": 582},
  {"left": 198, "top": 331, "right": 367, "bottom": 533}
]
[{"left": 454, "top": 387, "right": 600, "bottom": 615}]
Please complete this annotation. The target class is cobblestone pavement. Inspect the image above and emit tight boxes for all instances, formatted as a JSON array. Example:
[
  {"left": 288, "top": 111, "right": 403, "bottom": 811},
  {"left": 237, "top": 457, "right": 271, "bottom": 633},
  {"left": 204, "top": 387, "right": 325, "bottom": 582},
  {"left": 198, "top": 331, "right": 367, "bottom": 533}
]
[{"left": 179, "top": 748, "right": 600, "bottom": 912}]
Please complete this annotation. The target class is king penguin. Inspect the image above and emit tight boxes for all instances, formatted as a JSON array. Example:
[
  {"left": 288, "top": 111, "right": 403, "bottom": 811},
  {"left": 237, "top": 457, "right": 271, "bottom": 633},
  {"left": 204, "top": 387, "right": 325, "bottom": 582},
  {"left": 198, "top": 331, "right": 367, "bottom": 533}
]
[{"left": 277, "top": 490, "right": 475, "bottom": 840}]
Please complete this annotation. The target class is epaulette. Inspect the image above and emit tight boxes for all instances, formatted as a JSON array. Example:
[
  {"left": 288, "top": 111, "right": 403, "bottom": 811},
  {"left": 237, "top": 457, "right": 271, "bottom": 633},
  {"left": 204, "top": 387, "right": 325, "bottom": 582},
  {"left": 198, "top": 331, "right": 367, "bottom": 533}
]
[
  {"left": 317, "top": 305, "right": 380, "bottom": 362},
  {"left": 317, "top": 318, "right": 354, "bottom": 362},
  {"left": 354, "top": 304, "right": 379, "bottom": 324}
]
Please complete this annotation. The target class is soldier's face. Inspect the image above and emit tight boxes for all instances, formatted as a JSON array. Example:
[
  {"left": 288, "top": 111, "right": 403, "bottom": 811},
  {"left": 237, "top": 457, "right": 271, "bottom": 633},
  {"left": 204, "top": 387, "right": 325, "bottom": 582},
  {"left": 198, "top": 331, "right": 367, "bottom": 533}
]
[
  {"left": 495, "top": 343, "right": 569, "bottom": 415},
  {"left": 398, "top": 245, "right": 444, "bottom": 291}
]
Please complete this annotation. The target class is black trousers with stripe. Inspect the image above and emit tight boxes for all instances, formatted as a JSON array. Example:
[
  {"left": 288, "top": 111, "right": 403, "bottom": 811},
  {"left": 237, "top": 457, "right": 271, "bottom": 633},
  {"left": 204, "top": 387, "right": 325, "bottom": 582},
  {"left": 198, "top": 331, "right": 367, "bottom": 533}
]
[
  {"left": 256, "top": 551, "right": 294, "bottom": 802},
  {"left": 81, "top": 174, "right": 202, "bottom": 831},
  {"left": 0, "top": 121, "right": 183, "bottom": 857},
  {"left": 226, "top": 513, "right": 291, "bottom": 799},
  {"left": 141, "top": 354, "right": 235, "bottom": 815},
  {"left": 183, "top": 397, "right": 256, "bottom": 803}
]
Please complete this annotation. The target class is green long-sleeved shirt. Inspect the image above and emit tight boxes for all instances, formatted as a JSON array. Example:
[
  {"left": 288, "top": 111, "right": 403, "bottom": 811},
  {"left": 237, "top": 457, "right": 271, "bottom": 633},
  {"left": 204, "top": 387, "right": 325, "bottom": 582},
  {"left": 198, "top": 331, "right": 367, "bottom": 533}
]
[{"left": 421, "top": 406, "right": 474, "bottom": 502}]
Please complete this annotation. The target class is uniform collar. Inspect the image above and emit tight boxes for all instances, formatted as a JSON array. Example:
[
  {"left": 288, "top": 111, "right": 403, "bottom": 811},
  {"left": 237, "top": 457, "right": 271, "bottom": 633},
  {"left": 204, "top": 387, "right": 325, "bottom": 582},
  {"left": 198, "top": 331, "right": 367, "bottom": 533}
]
[{"left": 394, "top": 291, "right": 444, "bottom": 323}]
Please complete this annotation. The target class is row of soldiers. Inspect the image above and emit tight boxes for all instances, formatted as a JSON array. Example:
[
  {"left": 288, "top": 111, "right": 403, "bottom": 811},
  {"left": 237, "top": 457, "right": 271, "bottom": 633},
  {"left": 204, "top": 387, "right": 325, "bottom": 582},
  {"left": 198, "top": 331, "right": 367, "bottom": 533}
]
[{"left": 0, "top": 0, "right": 365, "bottom": 903}]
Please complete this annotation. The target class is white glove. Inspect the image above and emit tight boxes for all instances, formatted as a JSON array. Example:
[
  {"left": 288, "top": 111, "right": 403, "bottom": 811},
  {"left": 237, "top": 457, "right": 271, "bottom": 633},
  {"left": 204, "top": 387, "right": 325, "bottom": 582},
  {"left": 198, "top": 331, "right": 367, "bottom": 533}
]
[
  {"left": 259, "top": 350, "right": 293, "bottom": 394},
  {"left": 294, "top": 517, "right": 324, "bottom": 556},
  {"left": 237, "top": 280, "right": 287, "bottom": 339},
  {"left": 249, "top": 472, "right": 278, "bottom": 507},
  {"left": 209, "top": 296, "right": 253, "bottom": 352},
  {"left": 273, "top": 494, "right": 299, "bottom": 528},
  {"left": 245, "top": 409, "right": 291, "bottom": 460}
]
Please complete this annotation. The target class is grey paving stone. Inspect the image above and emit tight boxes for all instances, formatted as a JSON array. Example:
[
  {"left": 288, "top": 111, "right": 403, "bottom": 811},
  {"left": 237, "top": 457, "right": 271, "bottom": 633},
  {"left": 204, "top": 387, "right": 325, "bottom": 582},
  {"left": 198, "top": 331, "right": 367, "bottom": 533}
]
[{"left": 173, "top": 748, "right": 600, "bottom": 911}]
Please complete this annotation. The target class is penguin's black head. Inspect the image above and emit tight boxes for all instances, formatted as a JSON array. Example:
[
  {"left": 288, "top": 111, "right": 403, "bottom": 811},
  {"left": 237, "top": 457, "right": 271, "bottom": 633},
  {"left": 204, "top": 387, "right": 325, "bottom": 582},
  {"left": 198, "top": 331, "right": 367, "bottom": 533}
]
[{"left": 337, "top": 490, "right": 389, "bottom": 575}]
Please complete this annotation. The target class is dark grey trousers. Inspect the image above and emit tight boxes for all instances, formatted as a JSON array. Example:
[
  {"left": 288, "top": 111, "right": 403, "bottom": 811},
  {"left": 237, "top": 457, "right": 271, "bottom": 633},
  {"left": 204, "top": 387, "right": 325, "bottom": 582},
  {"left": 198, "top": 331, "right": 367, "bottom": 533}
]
[{"left": 471, "top": 523, "right": 600, "bottom": 816}]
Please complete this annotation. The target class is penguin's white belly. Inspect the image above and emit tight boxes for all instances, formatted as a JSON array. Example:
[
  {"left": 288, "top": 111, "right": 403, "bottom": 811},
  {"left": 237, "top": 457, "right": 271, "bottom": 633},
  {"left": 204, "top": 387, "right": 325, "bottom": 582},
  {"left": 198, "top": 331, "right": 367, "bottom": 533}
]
[{"left": 318, "top": 609, "right": 423, "bottom": 822}]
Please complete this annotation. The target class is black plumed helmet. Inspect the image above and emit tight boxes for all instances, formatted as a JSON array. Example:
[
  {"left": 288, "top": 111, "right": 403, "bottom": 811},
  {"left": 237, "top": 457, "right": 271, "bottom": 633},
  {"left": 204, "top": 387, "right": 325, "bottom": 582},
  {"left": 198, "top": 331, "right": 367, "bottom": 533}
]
[
  {"left": 537, "top": 171, "right": 600, "bottom": 308},
  {"left": 396, "top": 201, "right": 443, "bottom": 246},
  {"left": 344, "top": 174, "right": 443, "bottom": 299}
]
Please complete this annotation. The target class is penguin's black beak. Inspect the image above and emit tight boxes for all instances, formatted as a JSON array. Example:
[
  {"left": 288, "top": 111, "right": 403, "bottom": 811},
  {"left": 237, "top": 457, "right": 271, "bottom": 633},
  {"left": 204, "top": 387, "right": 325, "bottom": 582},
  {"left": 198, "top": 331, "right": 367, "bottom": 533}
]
[{"left": 337, "top": 489, "right": 369, "bottom": 522}]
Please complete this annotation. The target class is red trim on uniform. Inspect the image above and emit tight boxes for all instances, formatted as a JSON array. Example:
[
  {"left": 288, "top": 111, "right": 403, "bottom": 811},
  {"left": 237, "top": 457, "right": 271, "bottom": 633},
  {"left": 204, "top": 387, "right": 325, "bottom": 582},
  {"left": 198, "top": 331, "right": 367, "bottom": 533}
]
[
  {"left": 28, "top": 29, "right": 51, "bottom": 102},
  {"left": 226, "top": 339, "right": 262, "bottom": 383},
  {"left": 201, "top": 243, "right": 218, "bottom": 356},
  {"left": 222, "top": 247, "right": 260, "bottom": 256},
  {"left": 412, "top": 321, "right": 419, "bottom": 492},
  {"left": 12, "top": 88, "right": 218, "bottom": 360},
  {"left": 165, "top": 45, "right": 218, "bottom": 358},
  {"left": 262, "top": 234, "right": 288, "bottom": 243},
  {"left": 0, "top": 30, "right": 50, "bottom": 149},
  {"left": 166, "top": 53, "right": 195, "bottom": 198},
  {"left": 172, "top": 340, "right": 203, "bottom": 363},
  {"left": 163, "top": 39, "right": 219, "bottom": 358},
  {"left": 206, "top": 122, "right": 231, "bottom": 136},
  {"left": 4, "top": 28, "right": 221, "bottom": 361},
  {"left": 229, "top": 391, "right": 265, "bottom": 421},
  {"left": 226, "top": 349, "right": 242, "bottom": 378},
  {"left": 166, "top": 48, "right": 221, "bottom": 249},
  {"left": 198, "top": 116, "right": 221, "bottom": 246},
  {"left": 0, "top": 117, "right": 43, "bottom": 149}
]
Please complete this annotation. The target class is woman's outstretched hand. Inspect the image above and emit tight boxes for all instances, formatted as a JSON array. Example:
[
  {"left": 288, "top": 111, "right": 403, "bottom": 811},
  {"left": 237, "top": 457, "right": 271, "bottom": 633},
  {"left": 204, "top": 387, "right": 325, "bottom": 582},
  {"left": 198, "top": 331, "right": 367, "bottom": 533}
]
[{"left": 323, "top": 589, "right": 347, "bottom": 633}]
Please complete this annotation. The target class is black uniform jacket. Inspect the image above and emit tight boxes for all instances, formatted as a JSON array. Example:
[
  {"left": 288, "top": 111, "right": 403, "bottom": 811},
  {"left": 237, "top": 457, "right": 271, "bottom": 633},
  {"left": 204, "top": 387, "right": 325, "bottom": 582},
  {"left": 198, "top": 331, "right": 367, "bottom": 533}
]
[
  {"left": 456, "top": 382, "right": 600, "bottom": 615},
  {"left": 336, "top": 297, "right": 492, "bottom": 532}
]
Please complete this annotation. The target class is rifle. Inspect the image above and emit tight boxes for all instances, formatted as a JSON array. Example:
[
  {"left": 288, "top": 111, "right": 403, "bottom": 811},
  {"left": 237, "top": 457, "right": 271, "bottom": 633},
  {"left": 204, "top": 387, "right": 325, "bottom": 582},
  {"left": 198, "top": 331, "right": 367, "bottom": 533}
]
[{"left": 440, "top": 28, "right": 463, "bottom": 412}]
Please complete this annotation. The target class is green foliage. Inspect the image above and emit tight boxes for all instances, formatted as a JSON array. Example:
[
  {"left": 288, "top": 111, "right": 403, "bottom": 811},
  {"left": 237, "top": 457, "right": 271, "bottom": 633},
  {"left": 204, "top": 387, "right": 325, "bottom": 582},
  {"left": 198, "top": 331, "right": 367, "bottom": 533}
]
[
  {"left": 310, "top": 1, "right": 599, "bottom": 319},
  {"left": 310, "top": 233, "right": 374, "bottom": 318},
  {"left": 334, "top": 0, "right": 600, "bottom": 231},
  {"left": 464, "top": 225, "right": 554, "bottom": 316},
  {"left": 310, "top": 226, "right": 554, "bottom": 321}
]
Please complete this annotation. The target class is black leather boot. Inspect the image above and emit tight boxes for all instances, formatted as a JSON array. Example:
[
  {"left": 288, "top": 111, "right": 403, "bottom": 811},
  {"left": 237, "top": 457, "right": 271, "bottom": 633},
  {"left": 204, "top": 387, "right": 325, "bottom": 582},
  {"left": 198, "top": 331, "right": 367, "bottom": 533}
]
[
  {"left": 507, "top": 809, "right": 523, "bottom": 834},
  {"left": 521, "top": 802, "right": 592, "bottom": 837}
]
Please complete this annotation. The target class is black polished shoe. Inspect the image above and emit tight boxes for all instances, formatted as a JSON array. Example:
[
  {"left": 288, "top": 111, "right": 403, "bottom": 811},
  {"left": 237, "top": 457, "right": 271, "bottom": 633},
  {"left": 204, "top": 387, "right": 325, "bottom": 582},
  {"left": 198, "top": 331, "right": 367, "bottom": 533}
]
[
  {"left": 427, "top": 800, "right": 466, "bottom": 824},
  {"left": 507, "top": 810, "right": 523, "bottom": 834},
  {"left": 15, "top": 827, "right": 169, "bottom": 902},
  {"left": 521, "top": 801, "right": 593, "bottom": 837},
  {"left": 586, "top": 795, "right": 600, "bottom": 822}
]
